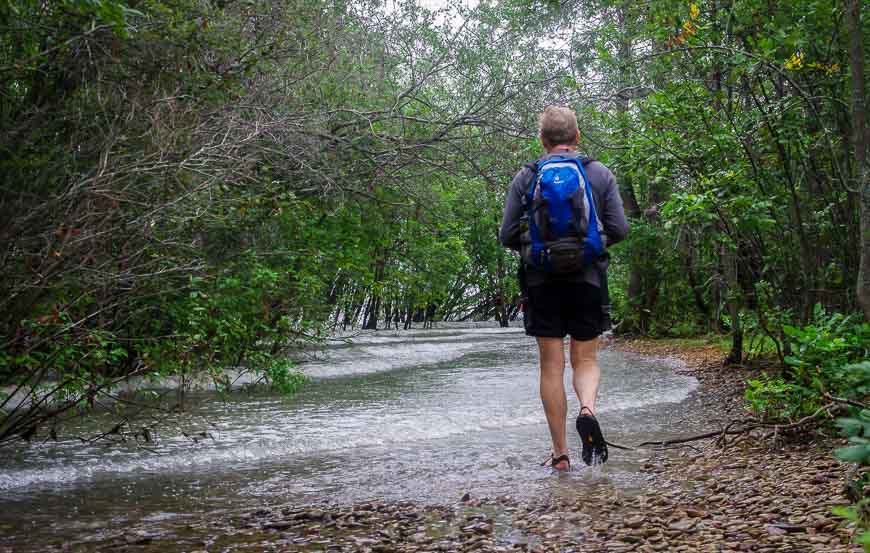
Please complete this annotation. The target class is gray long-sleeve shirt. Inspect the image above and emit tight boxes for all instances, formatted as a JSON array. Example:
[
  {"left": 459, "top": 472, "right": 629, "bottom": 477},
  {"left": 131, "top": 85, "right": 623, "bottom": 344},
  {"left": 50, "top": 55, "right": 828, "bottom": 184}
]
[{"left": 499, "top": 152, "right": 629, "bottom": 288}]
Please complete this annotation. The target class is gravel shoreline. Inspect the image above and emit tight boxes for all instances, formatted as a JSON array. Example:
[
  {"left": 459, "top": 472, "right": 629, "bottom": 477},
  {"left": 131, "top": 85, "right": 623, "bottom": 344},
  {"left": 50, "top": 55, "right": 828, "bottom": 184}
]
[{"left": 50, "top": 339, "right": 863, "bottom": 552}]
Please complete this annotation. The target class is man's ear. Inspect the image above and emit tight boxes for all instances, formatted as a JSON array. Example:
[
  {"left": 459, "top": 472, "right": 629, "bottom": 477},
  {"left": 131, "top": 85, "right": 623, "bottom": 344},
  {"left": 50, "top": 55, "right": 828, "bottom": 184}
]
[
  {"left": 539, "top": 133, "right": 551, "bottom": 150},
  {"left": 574, "top": 130, "right": 580, "bottom": 145}
]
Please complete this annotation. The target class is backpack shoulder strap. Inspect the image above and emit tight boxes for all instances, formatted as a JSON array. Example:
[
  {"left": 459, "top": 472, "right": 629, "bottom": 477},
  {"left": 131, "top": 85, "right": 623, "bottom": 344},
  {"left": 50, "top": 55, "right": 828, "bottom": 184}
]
[{"left": 521, "top": 161, "right": 540, "bottom": 207}]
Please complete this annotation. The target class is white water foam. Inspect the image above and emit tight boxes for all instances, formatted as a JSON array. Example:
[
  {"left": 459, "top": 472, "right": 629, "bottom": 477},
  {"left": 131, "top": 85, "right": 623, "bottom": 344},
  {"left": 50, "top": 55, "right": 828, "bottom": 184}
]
[
  {"left": 0, "top": 374, "right": 696, "bottom": 493},
  {"left": 300, "top": 330, "right": 525, "bottom": 378},
  {"left": 0, "top": 410, "right": 535, "bottom": 491}
]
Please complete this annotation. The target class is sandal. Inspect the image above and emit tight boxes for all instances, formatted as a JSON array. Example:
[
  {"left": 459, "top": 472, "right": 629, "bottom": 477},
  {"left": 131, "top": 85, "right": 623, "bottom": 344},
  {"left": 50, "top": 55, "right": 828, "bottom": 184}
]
[
  {"left": 541, "top": 452, "right": 571, "bottom": 472},
  {"left": 576, "top": 407, "right": 608, "bottom": 466}
]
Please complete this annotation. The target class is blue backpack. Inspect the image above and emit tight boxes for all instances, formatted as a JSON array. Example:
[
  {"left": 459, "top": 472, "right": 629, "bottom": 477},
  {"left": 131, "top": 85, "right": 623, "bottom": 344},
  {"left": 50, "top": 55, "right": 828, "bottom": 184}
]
[{"left": 520, "top": 155, "right": 605, "bottom": 273}]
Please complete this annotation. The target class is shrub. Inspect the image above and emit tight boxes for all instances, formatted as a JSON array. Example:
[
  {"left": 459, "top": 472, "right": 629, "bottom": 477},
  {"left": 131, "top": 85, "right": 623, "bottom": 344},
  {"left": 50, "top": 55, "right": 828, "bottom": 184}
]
[
  {"left": 744, "top": 308, "right": 870, "bottom": 422},
  {"left": 783, "top": 308, "right": 870, "bottom": 395},
  {"left": 744, "top": 374, "right": 816, "bottom": 421},
  {"left": 834, "top": 395, "right": 870, "bottom": 552}
]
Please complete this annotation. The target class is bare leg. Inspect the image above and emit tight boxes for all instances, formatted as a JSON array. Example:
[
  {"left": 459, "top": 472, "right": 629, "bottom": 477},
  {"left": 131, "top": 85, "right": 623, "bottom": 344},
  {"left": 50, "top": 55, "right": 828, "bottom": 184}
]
[
  {"left": 537, "top": 337, "right": 569, "bottom": 468},
  {"left": 570, "top": 337, "right": 600, "bottom": 414}
]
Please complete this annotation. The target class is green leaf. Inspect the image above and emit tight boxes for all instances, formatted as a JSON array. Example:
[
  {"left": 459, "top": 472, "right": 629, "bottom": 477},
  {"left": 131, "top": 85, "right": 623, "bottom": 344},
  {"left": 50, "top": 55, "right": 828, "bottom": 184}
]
[
  {"left": 837, "top": 418, "right": 864, "bottom": 436},
  {"left": 836, "top": 445, "right": 870, "bottom": 464},
  {"left": 830, "top": 505, "right": 857, "bottom": 520}
]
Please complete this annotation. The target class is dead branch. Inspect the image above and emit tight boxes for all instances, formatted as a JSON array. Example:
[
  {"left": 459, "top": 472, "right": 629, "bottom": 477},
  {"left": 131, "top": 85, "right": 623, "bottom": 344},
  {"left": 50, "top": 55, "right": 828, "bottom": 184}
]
[
  {"left": 822, "top": 392, "right": 870, "bottom": 411},
  {"left": 632, "top": 403, "right": 840, "bottom": 450}
]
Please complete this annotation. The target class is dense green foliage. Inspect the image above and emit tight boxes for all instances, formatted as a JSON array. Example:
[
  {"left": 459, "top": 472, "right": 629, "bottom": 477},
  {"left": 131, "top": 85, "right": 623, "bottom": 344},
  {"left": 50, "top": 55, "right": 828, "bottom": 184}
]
[
  {"left": 560, "top": 0, "right": 869, "bottom": 359},
  {"left": 0, "top": 0, "right": 867, "bottom": 469},
  {"left": 744, "top": 308, "right": 870, "bottom": 420},
  {"left": 1, "top": 0, "right": 869, "bottom": 541},
  {"left": 835, "top": 407, "right": 870, "bottom": 551},
  {"left": 0, "top": 0, "right": 562, "bottom": 442},
  {"left": 739, "top": 310, "right": 869, "bottom": 547}
]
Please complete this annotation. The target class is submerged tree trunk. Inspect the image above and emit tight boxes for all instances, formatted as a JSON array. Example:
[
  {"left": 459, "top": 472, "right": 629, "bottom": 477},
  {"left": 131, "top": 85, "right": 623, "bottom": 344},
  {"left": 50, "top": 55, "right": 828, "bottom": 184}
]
[{"left": 363, "top": 295, "right": 380, "bottom": 330}]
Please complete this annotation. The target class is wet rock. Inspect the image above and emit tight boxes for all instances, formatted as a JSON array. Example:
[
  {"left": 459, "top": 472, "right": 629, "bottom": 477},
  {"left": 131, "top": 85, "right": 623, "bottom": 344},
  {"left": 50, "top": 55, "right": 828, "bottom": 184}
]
[
  {"left": 625, "top": 515, "right": 645, "bottom": 528},
  {"left": 768, "top": 522, "right": 806, "bottom": 533},
  {"left": 263, "top": 520, "right": 295, "bottom": 531},
  {"left": 123, "top": 530, "right": 154, "bottom": 545},
  {"left": 668, "top": 519, "right": 696, "bottom": 532}
]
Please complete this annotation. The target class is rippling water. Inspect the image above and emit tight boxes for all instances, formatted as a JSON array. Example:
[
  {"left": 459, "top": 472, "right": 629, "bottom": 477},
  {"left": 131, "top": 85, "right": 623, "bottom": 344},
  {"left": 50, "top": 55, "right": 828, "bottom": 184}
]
[{"left": 0, "top": 324, "right": 700, "bottom": 549}]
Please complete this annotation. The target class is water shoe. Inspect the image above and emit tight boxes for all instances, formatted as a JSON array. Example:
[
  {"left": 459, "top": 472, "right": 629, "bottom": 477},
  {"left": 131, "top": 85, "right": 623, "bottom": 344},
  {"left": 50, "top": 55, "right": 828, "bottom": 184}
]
[
  {"left": 541, "top": 453, "right": 571, "bottom": 472},
  {"left": 576, "top": 409, "right": 608, "bottom": 466}
]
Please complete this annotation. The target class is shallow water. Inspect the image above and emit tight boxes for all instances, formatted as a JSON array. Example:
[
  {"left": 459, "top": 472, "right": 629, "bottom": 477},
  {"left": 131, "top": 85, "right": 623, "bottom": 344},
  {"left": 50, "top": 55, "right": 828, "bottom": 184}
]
[{"left": 0, "top": 324, "right": 702, "bottom": 549}]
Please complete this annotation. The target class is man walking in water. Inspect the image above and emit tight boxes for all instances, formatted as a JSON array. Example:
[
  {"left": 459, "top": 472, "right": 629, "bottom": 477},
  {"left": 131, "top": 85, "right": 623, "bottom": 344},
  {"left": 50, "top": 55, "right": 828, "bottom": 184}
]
[{"left": 499, "top": 106, "right": 629, "bottom": 470}]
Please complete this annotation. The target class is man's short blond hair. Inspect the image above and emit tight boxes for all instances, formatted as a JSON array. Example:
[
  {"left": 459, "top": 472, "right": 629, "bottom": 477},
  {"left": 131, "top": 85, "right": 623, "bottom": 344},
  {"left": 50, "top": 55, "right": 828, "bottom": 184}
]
[{"left": 538, "top": 106, "right": 579, "bottom": 146}]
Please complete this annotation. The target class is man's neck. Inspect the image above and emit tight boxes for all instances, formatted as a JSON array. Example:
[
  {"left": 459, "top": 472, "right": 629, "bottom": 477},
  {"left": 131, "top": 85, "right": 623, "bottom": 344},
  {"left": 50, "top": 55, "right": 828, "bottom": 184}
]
[{"left": 546, "top": 144, "right": 577, "bottom": 154}]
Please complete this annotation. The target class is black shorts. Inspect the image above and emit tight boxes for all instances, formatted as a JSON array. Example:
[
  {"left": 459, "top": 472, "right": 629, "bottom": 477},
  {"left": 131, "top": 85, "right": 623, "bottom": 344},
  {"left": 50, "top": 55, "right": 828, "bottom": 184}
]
[{"left": 523, "top": 282, "right": 603, "bottom": 341}]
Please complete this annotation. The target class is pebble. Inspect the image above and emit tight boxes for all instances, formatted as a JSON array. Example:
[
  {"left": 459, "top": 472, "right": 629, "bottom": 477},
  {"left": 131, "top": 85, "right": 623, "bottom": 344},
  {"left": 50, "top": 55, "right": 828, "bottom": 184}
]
[
  {"left": 625, "top": 515, "right": 645, "bottom": 528},
  {"left": 669, "top": 519, "right": 697, "bottom": 532}
]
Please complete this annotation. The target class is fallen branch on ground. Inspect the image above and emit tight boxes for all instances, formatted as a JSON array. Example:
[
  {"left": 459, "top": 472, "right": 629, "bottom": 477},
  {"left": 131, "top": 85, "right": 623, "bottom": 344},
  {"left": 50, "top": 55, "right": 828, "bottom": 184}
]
[
  {"left": 822, "top": 392, "right": 869, "bottom": 411},
  {"left": 606, "top": 402, "right": 842, "bottom": 452}
]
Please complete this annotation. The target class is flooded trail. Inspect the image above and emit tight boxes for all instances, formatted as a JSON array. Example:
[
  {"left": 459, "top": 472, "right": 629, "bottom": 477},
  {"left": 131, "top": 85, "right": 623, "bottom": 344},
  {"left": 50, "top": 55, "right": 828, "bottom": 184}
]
[{"left": 0, "top": 324, "right": 703, "bottom": 550}]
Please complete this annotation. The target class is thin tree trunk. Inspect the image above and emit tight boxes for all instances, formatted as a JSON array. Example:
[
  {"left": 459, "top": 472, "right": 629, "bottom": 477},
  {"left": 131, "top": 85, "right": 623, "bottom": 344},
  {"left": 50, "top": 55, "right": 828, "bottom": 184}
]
[
  {"left": 383, "top": 301, "right": 392, "bottom": 330},
  {"left": 846, "top": 0, "right": 870, "bottom": 320},
  {"left": 723, "top": 241, "right": 743, "bottom": 364},
  {"left": 616, "top": 1, "right": 646, "bottom": 332},
  {"left": 495, "top": 247, "right": 509, "bottom": 327},
  {"left": 683, "top": 236, "right": 710, "bottom": 323},
  {"left": 363, "top": 293, "right": 380, "bottom": 330}
]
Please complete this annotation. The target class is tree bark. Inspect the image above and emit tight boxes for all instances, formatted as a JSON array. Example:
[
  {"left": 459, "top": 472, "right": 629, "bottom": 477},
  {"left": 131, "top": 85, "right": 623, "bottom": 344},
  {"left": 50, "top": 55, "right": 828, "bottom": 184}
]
[
  {"left": 846, "top": 0, "right": 870, "bottom": 320},
  {"left": 495, "top": 235, "right": 509, "bottom": 328},
  {"left": 615, "top": 1, "right": 647, "bottom": 333},
  {"left": 363, "top": 295, "right": 380, "bottom": 330},
  {"left": 723, "top": 240, "right": 743, "bottom": 365},
  {"left": 683, "top": 235, "right": 710, "bottom": 323}
]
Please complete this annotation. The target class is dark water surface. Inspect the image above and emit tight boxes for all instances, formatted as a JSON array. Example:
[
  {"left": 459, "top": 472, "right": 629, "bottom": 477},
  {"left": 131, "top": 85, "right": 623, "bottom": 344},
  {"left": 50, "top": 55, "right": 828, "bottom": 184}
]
[{"left": 0, "top": 324, "right": 703, "bottom": 550}]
